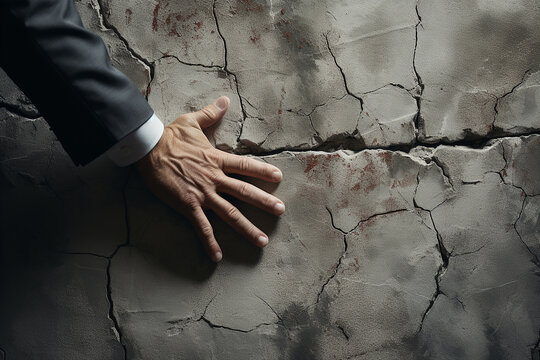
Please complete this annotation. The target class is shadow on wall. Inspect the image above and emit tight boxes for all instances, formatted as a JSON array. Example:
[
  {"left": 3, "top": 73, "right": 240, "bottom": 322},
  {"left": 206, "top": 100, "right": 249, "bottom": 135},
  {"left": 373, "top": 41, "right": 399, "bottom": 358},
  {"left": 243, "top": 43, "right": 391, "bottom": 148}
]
[{"left": 115, "top": 172, "right": 281, "bottom": 282}]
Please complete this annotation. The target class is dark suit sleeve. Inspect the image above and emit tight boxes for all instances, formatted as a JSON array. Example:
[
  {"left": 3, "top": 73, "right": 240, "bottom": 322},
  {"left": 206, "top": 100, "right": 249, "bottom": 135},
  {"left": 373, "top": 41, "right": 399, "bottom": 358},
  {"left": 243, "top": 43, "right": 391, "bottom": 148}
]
[{"left": 0, "top": 0, "right": 154, "bottom": 165}]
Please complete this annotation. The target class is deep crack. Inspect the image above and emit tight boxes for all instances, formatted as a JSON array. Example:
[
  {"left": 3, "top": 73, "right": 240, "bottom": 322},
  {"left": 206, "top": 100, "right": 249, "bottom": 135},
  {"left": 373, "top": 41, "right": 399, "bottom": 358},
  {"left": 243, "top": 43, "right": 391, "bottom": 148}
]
[
  {"left": 94, "top": 0, "right": 154, "bottom": 98},
  {"left": 417, "top": 210, "right": 449, "bottom": 334},
  {"left": 0, "top": 102, "right": 40, "bottom": 119},
  {"left": 103, "top": 173, "right": 133, "bottom": 360},
  {"left": 324, "top": 33, "right": 364, "bottom": 108}
]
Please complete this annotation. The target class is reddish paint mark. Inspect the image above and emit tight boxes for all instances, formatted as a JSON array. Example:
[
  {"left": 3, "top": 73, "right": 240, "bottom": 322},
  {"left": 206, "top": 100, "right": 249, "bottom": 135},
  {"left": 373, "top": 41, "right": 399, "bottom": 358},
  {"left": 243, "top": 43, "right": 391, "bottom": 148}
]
[
  {"left": 351, "top": 183, "right": 361, "bottom": 191},
  {"left": 304, "top": 155, "right": 319, "bottom": 173},
  {"left": 362, "top": 160, "right": 376, "bottom": 176},
  {"left": 278, "top": 86, "right": 286, "bottom": 115},
  {"left": 281, "top": 8, "right": 286, "bottom": 14},
  {"left": 325, "top": 153, "right": 340, "bottom": 160},
  {"left": 377, "top": 152, "right": 392, "bottom": 165},
  {"left": 391, "top": 174, "right": 416, "bottom": 189},
  {"left": 211, "top": 30, "right": 215, "bottom": 34},
  {"left": 502, "top": 168, "right": 508, "bottom": 176},
  {"left": 152, "top": 2, "right": 160, "bottom": 31},
  {"left": 125, "top": 8, "right": 132, "bottom": 25},
  {"left": 283, "top": 31, "right": 292, "bottom": 42},
  {"left": 328, "top": 180, "right": 333, "bottom": 187},
  {"left": 371, "top": 138, "right": 378, "bottom": 145},
  {"left": 365, "top": 111, "right": 369, "bottom": 116},
  {"left": 521, "top": 190, "right": 526, "bottom": 197},
  {"left": 298, "top": 238, "right": 307, "bottom": 249},
  {"left": 336, "top": 198, "right": 349, "bottom": 209},
  {"left": 250, "top": 29, "right": 260, "bottom": 43},
  {"left": 195, "top": 21, "right": 202, "bottom": 29}
]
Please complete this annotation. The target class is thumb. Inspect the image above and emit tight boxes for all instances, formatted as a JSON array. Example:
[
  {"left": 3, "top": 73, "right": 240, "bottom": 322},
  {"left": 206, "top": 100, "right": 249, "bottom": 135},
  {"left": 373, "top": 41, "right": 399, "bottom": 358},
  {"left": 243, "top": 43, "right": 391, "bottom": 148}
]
[{"left": 192, "top": 96, "right": 230, "bottom": 129}]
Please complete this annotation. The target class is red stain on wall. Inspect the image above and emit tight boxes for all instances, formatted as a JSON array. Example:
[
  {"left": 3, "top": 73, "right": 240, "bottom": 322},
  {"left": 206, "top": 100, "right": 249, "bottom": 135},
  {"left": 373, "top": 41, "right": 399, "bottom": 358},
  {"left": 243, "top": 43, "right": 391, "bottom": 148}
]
[
  {"left": 304, "top": 155, "right": 319, "bottom": 173},
  {"left": 152, "top": 2, "right": 160, "bottom": 31},
  {"left": 125, "top": 8, "right": 132, "bottom": 25}
]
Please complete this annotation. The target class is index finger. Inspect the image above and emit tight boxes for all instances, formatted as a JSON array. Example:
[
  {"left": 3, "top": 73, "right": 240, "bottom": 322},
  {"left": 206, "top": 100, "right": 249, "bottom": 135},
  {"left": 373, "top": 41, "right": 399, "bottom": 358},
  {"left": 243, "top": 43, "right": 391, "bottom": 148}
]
[{"left": 220, "top": 153, "right": 282, "bottom": 182}]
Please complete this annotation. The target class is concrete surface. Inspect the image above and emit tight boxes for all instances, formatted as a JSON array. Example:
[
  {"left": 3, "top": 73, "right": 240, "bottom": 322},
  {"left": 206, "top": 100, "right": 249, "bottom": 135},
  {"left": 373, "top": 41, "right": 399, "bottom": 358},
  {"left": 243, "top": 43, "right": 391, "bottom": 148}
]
[{"left": 1, "top": 0, "right": 539, "bottom": 359}]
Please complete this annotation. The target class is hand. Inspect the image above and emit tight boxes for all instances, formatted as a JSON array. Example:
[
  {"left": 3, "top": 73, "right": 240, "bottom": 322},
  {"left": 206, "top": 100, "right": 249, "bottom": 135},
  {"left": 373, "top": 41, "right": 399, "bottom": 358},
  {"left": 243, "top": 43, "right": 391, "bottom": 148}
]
[{"left": 135, "top": 96, "right": 285, "bottom": 262}]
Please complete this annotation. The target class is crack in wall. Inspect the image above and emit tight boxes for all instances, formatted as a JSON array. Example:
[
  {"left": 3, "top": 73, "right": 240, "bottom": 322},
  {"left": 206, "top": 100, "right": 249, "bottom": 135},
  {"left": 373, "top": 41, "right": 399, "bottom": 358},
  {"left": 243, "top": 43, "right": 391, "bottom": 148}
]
[
  {"left": 0, "top": 102, "right": 40, "bottom": 120},
  {"left": 533, "top": 331, "right": 540, "bottom": 360},
  {"left": 211, "top": 0, "right": 248, "bottom": 139},
  {"left": 324, "top": 33, "right": 364, "bottom": 108},
  {"left": 94, "top": 0, "right": 154, "bottom": 99},
  {"left": 58, "top": 173, "right": 132, "bottom": 359},
  {"left": 166, "top": 294, "right": 282, "bottom": 335},
  {"left": 412, "top": 0, "right": 424, "bottom": 141},
  {"left": 492, "top": 69, "right": 531, "bottom": 131},
  {"left": 316, "top": 207, "right": 349, "bottom": 304},
  {"left": 416, "top": 210, "right": 449, "bottom": 334}
]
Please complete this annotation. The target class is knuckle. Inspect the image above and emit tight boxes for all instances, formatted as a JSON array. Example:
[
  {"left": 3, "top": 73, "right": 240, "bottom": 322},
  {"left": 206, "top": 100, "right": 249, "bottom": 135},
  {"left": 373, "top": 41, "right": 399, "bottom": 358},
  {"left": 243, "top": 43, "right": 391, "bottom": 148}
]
[
  {"left": 184, "top": 193, "right": 200, "bottom": 210},
  {"left": 239, "top": 182, "right": 251, "bottom": 198},
  {"left": 179, "top": 115, "right": 198, "bottom": 127},
  {"left": 200, "top": 224, "right": 214, "bottom": 239},
  {"left": 239, "top": 157, "right": 251, "bottom": 172},
  {"left": 226, "top": 206, "right": 241, "bottom": 223},
  {"left": 208, "top": 170, "right": 224, "bottom": 186},
  {"left": 201, "top": 107, "right": 216, "bottom": 121},
  {"left": 264, "top": 195, "right": 275, "bottom": 208}
]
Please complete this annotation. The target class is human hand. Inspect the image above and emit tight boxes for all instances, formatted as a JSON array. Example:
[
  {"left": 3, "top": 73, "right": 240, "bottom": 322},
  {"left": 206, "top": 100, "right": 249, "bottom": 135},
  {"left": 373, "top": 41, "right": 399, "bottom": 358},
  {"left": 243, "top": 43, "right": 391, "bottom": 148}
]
[{"left": 135, "top": 96, "right": 285, "bottom": 262}]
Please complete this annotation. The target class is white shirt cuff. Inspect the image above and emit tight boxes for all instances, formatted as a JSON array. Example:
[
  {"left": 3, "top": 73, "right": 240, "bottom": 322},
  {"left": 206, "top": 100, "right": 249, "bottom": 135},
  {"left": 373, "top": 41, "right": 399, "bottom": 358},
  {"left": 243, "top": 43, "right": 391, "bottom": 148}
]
[{"left": 106, "top": 113, "right": 164, "bottom": 167}]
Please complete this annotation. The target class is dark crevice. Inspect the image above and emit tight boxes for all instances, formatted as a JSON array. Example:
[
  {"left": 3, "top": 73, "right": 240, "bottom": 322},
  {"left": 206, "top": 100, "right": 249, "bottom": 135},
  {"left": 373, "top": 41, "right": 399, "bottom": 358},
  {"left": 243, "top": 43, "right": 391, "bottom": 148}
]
[
  {"left": 450, "top": 244, "right": 487, "bottom": 258},
  {"left": 413, "top": 0, "right": 424, "bottom": 141},
  {"left": 324, "top": 33, "right": 364, "bottom": 108},
  {"left": 200, "top": 317, "right": 277, "bottom": 333},
  {"left": 211, "top": 0, "right": 248, "bottom": 138},
  {"left": 94, "top": 0, "right": 154, "bottom": 99},
  {"left": 157, "top": 54, "right": 223, "bottom": 70},
  {"left": 417, "top": 211, "right": 449, "bottom": 334},
  {"left": 0, "top": 101, "right": 40, "bottom": 119},
  {"left": 532, "top": 331, "right": 540, "bottom": 360},
  {"left": 57, "top": 251, "right": 109, "bottom": 259},
  {"left": 325, "top": 206, "right": 347, "bottom": 234},
  {"left": 104, "top": 173, "right": 132, "bottom": 360},
  {"left": 351, "top": 209, "right": 410, "bottom": 234},
  {"left": 336, "top": 323, "right": 350, "bottom": 341},
  {"left": 316, "top": 208, "right": 349, "bottom": 303},
  {"left": 316, "top": 234, "right": 347, "bottom": 304},
  {"left": 430, "top": 155, "right": 454, "bottom": 190},
  {"left": 169, "top": 294, "right": 281, "bottom": 334},
  {"left": 493, "top": 69, "right": 531, "bottom": 129},
  {"left": 514, "top": 194, "right": 540, "bottom": 269},
  {"left": 0, "top": 347, "right": 5, "bottom": 360},
  {"left": 234, "top": 128, "right": 540, "bottom": 157}
]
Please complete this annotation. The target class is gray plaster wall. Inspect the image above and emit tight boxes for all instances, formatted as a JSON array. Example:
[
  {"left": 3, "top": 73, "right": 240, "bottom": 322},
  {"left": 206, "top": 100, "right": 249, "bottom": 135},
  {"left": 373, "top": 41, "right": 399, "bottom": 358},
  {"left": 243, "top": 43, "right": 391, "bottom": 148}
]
[{"left": 1, "top": 0, "right": 539, "bottom": 359}]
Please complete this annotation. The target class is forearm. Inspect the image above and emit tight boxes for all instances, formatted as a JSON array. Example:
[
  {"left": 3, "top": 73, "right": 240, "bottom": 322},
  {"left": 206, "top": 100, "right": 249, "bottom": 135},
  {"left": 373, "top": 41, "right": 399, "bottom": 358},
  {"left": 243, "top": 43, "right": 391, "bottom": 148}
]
[{"left": 0, "top": 0, "right": 155, "bottom": 165}]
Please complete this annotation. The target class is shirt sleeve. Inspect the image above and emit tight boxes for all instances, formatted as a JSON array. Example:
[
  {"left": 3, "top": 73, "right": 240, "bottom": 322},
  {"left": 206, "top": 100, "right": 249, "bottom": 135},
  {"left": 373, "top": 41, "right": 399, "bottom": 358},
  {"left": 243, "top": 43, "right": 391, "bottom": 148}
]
[{"left": 106, "top": 113, "right": 164, "bottom": 167}]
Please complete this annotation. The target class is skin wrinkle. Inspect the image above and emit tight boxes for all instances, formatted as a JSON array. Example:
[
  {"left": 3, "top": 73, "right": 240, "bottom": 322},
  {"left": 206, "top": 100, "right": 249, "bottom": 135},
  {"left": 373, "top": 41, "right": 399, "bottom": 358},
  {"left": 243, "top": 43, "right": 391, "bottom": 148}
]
[{"left": 135, "top": 96, "right": 284, "bottom": 262}]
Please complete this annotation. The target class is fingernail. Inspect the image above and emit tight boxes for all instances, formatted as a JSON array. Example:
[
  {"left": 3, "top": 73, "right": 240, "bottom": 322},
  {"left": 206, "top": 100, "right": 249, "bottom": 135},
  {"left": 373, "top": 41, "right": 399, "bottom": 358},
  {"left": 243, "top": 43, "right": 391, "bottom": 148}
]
[
  {"left": 272, "top": 170, "right": 282, "bottom": 181},
  {"left": 274, "top": 203, "right": 285, "bottom": 214},
  {"left": 257, "top": 236, "right": 269, "bottom": 247},
  {"left": 214, "top": 251, "right": 222, "bottom": 262},
  {"left": 214, "top": 96, "right": 229, "bottom": 111}
]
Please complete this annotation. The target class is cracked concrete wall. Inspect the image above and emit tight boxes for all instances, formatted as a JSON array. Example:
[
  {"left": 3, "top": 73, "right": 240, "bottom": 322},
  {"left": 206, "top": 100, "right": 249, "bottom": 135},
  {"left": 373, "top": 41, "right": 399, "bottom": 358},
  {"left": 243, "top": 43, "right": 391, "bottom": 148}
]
[{"left": 1, "top": 0, "right": 539, "bottom": 359}]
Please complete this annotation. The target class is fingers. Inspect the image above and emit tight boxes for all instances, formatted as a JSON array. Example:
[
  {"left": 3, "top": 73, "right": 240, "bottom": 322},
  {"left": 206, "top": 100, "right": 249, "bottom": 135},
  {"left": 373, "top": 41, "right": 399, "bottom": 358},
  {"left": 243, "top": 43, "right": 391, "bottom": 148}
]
[
  {"left": 191, "top": 96, "right": 230, "bottom": 129},
  {"left": 221, "top": 153, "right": 283, "bottom": 182},
  {"left": 190, "top": 206, "right": 223, "bottom": 262},
  {"left": 207, "top": 194, "right": 269, "bottom": 248},
  {"left": 218, "top": 177, "right": 285, "bottom": 216}
]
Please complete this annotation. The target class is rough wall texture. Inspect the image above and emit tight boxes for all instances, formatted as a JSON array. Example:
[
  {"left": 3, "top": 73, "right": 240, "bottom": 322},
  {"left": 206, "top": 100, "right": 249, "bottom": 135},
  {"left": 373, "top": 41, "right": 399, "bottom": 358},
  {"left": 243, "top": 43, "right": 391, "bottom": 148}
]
[{"left": 1, "top": 0, "right": 539, "bottom": 359}]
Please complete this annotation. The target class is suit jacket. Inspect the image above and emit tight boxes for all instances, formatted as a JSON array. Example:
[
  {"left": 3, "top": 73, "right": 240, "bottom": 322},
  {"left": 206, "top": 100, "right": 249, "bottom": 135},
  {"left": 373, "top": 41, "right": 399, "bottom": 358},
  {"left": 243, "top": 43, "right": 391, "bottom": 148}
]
[{"left": 0, "top": 0, "right": 153, "bottom": 165}]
